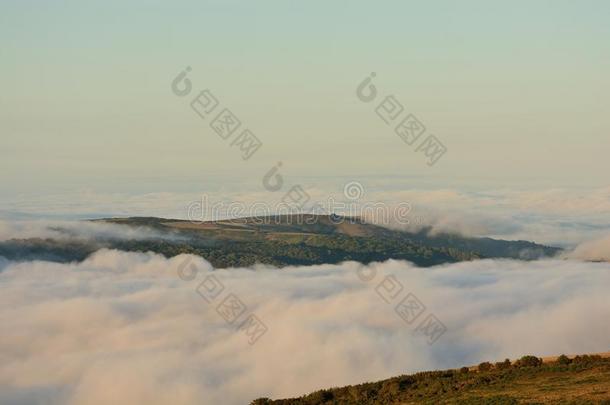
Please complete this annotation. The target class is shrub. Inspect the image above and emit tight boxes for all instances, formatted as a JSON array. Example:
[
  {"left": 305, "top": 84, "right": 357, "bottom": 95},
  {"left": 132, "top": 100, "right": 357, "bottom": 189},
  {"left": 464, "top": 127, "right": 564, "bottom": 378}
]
[
  {"left": 515, "top": 355, "right": 542, "bottom": 368},
  {"left": 495, "top": 359, "right": 512, "bottom": 370},
  {"left": 250, "top": 399, "right": 272, "bottom": 405},
  {"left": 397, "top": 376, "right": 415, "bottom": 390},
  {"left": 478, "top": 362, "right": 493, "bottom": 372},
  {"left": 380, "top": 380, "right": 400, "bottom": 396},
  {"left": 347, "top": 385, "right": 361, "bottom": 400},
  {"left": 302, "top": 389, "right": 335, "bottom": 404},
  {"left": 557, "top": 354, "right": 571, "bottom": 365},
  {"left": 460, "top": 366, "right": 470, "bottom": 373},
  {"left": 572, "top": 354, "right": 603, "bottom": 365}
]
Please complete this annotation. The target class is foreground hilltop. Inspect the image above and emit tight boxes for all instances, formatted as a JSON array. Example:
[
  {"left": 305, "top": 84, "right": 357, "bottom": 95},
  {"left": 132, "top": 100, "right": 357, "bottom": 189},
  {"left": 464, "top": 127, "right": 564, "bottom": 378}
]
[
  {"left": 253, "top": 353, "right": 610, "bottom": 404},
  {"left": 0, "top": 215, "right": 560, "bottom": 267}
]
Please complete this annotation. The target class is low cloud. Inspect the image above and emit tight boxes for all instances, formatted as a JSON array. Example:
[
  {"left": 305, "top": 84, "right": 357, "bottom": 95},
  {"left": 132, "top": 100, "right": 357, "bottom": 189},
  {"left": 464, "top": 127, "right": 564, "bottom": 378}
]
[
  {"left": 2, "top": 185, "right": 610, "bottom": 247},
  {"left": 563, "top": 234, "right": 610, "bottom": 262},
  {"left": 0, "top": 219, "right": 185, "bottom": 243},
  {"left": 1, "top": 251, "right": 609, "bottom": 404}
]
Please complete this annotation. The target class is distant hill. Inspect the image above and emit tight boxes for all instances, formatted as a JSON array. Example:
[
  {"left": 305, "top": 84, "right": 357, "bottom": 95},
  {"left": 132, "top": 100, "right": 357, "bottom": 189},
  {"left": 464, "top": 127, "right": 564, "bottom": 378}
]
[
  {"left": 252, "top": 352, "right": 610, "bottom": 404},
  {"left": 0, "top": 215, "right": 561, "bottom": 268}
]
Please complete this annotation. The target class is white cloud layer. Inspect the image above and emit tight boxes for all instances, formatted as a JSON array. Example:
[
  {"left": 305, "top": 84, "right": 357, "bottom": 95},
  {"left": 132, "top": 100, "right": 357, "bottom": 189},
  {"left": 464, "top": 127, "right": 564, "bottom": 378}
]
[
  {"left": 3, "top": 185, "right": 610, "bottom": 246},
  {"left": 0, "top": 219, "right": 185, "bottom": 243},
  {"left": 1, "top": 251, "right": 609, "bottom": 404},
  {"left": 564, "top": 234, "right": 610, "bottom": 262}
]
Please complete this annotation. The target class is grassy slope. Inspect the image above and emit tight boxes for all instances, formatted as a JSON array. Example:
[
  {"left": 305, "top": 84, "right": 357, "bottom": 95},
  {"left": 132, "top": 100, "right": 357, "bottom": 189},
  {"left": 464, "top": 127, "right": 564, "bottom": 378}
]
[{"left": 252, "top": 354, "right": 610, "bottom": 404}]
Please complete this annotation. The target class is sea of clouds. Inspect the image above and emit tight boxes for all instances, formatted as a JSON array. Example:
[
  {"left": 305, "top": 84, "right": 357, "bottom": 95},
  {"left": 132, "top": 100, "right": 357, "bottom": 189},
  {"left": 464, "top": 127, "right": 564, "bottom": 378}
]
[
  {"left": 2, "top": 185, "right": 610, "bottom": 247},
  {"left": 0, "top": 219, "right": 187, "bottom": 243},
  {"left": 1, "top": 250, "right": 610, "bottom": 405}
]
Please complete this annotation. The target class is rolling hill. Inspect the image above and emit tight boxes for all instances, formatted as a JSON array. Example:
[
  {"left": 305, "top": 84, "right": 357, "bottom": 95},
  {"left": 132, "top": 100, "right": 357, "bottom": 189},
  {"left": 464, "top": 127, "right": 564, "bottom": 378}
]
[{"left": 0, "top": 215, "right": 560, "bottom": 268}]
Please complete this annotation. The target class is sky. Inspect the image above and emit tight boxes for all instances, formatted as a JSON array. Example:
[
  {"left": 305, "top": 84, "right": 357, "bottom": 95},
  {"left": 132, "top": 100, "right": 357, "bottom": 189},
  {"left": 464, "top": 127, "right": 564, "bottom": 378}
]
[{"left": 1, "top": 0, "right": 609, "bottom": 204}]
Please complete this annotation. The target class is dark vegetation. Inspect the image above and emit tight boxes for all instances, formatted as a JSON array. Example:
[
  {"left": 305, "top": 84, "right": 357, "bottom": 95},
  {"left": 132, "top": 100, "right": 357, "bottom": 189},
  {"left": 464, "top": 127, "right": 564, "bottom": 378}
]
[
  {"left": 252, "top": 354, "right": 610, "bottom": 404},
  {"left": 0, "top": 237, "right": 95, "bottom": 262},
  {"left": 0, "top": 216, "right": 560, "bottom": 268}
]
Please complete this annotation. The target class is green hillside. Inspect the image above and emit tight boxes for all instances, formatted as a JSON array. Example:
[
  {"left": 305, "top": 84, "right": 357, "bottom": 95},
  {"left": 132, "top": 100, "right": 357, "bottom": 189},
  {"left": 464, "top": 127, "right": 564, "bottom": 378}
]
[{"left": 0, "top": 215, "right": 561, "bottom": 268}]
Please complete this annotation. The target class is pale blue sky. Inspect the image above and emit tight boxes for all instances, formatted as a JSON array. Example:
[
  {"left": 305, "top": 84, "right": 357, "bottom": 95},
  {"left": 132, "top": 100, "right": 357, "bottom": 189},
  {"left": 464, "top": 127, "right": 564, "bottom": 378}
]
[{"left": 1, "top": 0, "right": 609, "bottom": 200}]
